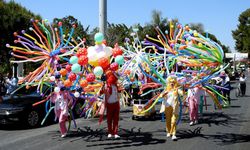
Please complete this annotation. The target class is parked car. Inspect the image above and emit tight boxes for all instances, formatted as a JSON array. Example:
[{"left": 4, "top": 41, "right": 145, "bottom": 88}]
[
  {"left": 0, "top": 84, "right": 83, "bottom": 128},
  {"left": 132, "top": 99, "right": 156, "bottom": 120}
]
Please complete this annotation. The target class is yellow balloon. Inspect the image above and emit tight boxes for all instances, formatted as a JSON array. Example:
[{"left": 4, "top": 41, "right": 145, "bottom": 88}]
[{"left": 88, "top": 59, "right": 98, "bottom": 67}]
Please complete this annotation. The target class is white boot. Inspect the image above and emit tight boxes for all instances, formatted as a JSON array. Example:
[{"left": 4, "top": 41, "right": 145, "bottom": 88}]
[
  {"left": 114, "top": 134, "right": 120, "bottom": 139},
  {"left": 172, "top": 135, "right": 178, "bottom": 141},
  {"left": 166, "top": 133, "right": 171, "bottom": 137},
  {"left": 107, "top": 134, "right": 113, "bottom": 138},
  {"left": 190, "top": 121, "right": 194, "bottom": 126}
]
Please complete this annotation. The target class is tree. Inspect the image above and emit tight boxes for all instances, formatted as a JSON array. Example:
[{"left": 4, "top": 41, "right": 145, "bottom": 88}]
[
  {"left": 232, "top": 8, "right": 250, "bottom": 55},
  {"left": 105, "top": 23, "right": 131, "bottom": 46},
  {"left": 53, "top": 16, "right": 91, "bottom": 45},
  {"left": 137, "top": 10, "right": 170, "bottom": 39},
  {"left": 0, "top": 0, "right": 41, "bottom": 74}
]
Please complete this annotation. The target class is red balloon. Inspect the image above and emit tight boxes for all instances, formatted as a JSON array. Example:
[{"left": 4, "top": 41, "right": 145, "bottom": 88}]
[
  {"left": 110, "top": 62, "right": 119, "bottom": 71},
  {"left": 68, "top": 73, "right": 77, "bottom": 81},
  {"left": 66, "top": 64, "right": 72, "bottom": 72},
  {"left": 86, "top": 73, "right": 96, "bottom": 82},
  {"left": 78, "top": 55, "right": 88, "bottom": 66},
  {"left": 76, "top": 48, "right": 87, "bottom": 57},
  {"left": 98, "top": 57, "right": 110, "bottom": 70},
  {"left": 112, "top": 47, "right": 123, "bottom": 57}
]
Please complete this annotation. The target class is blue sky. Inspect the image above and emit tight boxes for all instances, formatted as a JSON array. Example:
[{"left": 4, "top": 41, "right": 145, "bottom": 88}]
[{"left": 7, "top": 0, "right": 250, "bottom": 52}]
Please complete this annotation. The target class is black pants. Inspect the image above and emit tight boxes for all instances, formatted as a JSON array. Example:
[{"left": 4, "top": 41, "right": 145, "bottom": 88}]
[{"left": 240, "top": 83, "right": 246, "bottom": 96}]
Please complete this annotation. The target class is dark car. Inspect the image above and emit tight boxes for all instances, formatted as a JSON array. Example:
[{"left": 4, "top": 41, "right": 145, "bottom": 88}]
[{"left": 0, "top": 84, "right": 83, "bottom": 128}]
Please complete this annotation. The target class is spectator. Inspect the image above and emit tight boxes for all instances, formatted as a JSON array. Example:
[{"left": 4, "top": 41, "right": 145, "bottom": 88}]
[
  {"left": 239, "top": 72, "right": 247, "bottom": 96},
  {"left": 220, "top": 71, "right": 231, "bottom": 106},
  {"left": 5, "top": 71, "right": 18, "bottom": 95}
]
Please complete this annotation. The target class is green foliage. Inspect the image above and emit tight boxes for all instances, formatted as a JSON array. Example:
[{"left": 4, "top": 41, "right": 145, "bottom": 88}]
[
  {"left": 106, "top": 23, "right": 131, "bottom": 46},
  {"left": 232, "top": 8, "right": 250, "bottom": 55},
  {"left": 52, "top": 16, "right": 91, "bottom": 45},
  {"left": 0, "top": 0, "right": 41, "bottom": 73}
]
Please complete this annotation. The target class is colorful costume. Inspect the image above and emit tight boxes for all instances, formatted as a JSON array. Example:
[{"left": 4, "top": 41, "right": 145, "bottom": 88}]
[
  {"left": 106, "top": 84, "right": 120, "bottom": 136},
  {"left": 100, "top": 72, "right": 121, "bottom": 138},
  {"left": 52, "top": 91, "right": 73, "bottom": 137},
  {"left": 163, "top": 76, "right": 183, "bottom": 140},
  {"left": 187, "top": 87, "right": 203, "bottom": 125}
]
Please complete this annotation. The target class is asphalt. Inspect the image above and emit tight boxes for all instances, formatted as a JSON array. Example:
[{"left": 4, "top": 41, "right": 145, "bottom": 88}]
[{"left": 0, "top": 72, "right": 250, "bottom": 150}]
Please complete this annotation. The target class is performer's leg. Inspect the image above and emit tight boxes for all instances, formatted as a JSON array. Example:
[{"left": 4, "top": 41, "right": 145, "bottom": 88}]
[
  {"left": 165, "top": 106, "right": 173, "bottom": 134},
  {"left": 189, "top": 99, "right": 195, "bottom": 122},
  {"left": 170, "top": 113, "right": 178, "bottom": 136},
  {"left": 59, "top": 113, "right": 68, "bottom": 135},
  {"left": 106, "top": 103, "right": 113, "bottom": 135},
  {"left": 112, "top": 102, "right": 120, "bottom": 135}
]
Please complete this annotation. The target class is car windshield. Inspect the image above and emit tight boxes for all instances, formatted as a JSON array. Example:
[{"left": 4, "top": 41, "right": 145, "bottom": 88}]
[{"left": 13, "top": 84, "right": 51, "bottom": 96}]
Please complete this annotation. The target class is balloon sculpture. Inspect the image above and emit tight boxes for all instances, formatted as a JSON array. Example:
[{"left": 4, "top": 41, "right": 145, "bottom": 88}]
[
  {"left": 7, "top": 19, "right": 230, "bottom": 137},
  {"left": 119, "top": 20, "right": 229, "bottom": 117}
]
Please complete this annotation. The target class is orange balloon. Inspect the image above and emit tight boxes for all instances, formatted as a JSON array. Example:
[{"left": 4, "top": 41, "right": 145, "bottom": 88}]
[
  {"left": 124, "top": 69, "right": 131, "bottom": 75},
  {"left": 60, "top": 68, "right": 67, "bottom": 76},
  {"left": 80, "top": 80, "right": 88, "bottom": 88},
  {"left": 64, "top": 79, "right": 72, "bottom": 87}
]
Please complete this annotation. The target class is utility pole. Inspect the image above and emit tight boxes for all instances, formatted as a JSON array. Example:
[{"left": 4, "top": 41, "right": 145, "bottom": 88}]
[{"left": 99, "top": 0, "right": 107, "bottom": 37}]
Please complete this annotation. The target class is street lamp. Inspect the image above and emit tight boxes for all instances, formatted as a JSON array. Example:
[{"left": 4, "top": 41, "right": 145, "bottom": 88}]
[{"left": 99, "top": 0, "right": 107, "bottom": 37}]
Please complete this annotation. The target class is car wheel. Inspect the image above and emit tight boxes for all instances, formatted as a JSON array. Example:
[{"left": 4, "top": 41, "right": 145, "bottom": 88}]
[{"left": 27, "top": 110, "right": 39, "bottom": 127}]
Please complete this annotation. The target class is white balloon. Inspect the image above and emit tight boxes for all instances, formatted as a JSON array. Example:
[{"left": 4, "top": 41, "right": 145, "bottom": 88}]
[
  {"left": 94, "top": 44, "right": 104, "bottom": 53},
  {"left": 87, "top": 46, "right": 97, "bottom": 58},
  {"left": 97, "top": 51, "right": 106, "bottom": 59},
  {"left": 74, "top": 91, "right": 80, "bottom": 98},
  {"left": 104, "top": 47, "right": 112, "bottom": 57},
  {"left": 54, "top": 87, "right": 60, "bottom": 93},
  {"left": 50, "top": 76, "right": 55, "bottom": 81}
]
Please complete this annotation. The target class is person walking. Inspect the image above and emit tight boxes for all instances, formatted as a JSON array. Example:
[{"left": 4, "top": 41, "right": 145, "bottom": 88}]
[
  {"left": 187, "top": 86, "right": 203, "bottom": 126},
  {"left": 239, "top": 72, "right": 247, "bottom": 96},
  {"left": 52, "top": 89, "right": 73, "bottom": 138},
  {"left": 101, "top": 71, "right": 121, "bottom": 139},
  {"left": 162, "top": 76, "right": 184, "bottom": 141}
]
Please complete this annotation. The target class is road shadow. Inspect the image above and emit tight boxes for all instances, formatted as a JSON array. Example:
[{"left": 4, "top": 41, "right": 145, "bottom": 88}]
[
  {"left": 53, "top": 126, "right": 165, "bottom": 149},
  {"left": 178, "top": 127, "right": 250, "bottom": 145},
  {"left": 181, "top": 112, "right": 247, "bottom": 127},
  {"left": 132, "top": 113, "right": 162, "bottom": 121},
  {"left": 203, "top": 132, "right": 250, "bottom": 145},
  {"left": 0, "top": 120, "right": 56, "bottom": 130}
]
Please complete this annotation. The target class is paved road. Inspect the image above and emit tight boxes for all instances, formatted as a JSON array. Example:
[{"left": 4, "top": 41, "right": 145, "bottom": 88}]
[{"left": 0, "top": 74, "right": 250, "bottom": 150}]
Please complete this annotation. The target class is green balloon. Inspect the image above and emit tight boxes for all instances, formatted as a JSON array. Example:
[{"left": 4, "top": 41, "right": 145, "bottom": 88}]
[
  {"left": 115, "top": 55, "right": 124, "bottom": 65},
  {"left": 71, "top": 63, "right": 81, "bottom": 73},
  {"left": 94, "top": 66, "right": 103, "bottom": 77},
  {"left": 94, "top": 32, "right": 104, "bottom": 43},
  {"left": 69, "top": 56, "right": 78, "bottom": 64}
]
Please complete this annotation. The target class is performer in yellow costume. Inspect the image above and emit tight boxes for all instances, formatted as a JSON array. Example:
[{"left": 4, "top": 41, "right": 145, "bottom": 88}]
[{"left": 162, "top": 76, "right": 184, "bottom": 141}]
